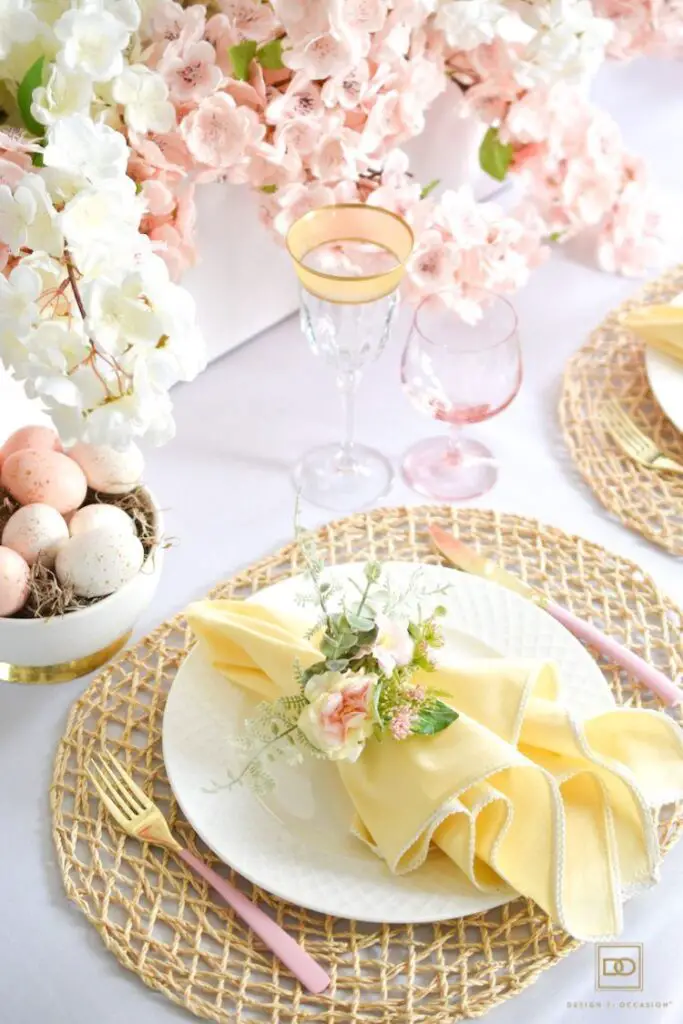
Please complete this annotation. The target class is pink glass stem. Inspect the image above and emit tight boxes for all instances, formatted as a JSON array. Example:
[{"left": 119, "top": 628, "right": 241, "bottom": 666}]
[
  {"left": 547, "top": 601, "right": 681, "bottom": 707},
  {"left": 178, "top": 848, "right": 330, "bottom": 994}
]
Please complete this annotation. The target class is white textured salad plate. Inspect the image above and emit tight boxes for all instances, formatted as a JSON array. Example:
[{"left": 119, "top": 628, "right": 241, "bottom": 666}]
[
  {"left": 645, "top": 292, "right": 683, "bottom": 433},
  {"left": 163, "top": 562, "right": 614, "bottom": 923}
]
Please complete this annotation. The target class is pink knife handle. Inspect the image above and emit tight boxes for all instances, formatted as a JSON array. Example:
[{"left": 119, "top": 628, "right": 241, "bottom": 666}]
[
  {"left": 546, "top": 601, "right": 681, "bottom": 707},
  {"left": 178, "top": 848, "right": 330, "bottom": 993}
]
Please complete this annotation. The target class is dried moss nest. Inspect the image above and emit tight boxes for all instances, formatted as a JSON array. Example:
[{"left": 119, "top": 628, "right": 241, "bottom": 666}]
[{"left": 1, "top": 485, "right": 158, "bottom": 620}]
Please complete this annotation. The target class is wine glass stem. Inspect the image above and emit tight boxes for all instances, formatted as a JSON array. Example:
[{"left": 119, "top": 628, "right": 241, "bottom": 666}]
[
  {"left": 337, "top": 371, "right": 359, "bottom": 466},
  {"left": 447, "top": 427, "right": 463, "bottom": 464}
]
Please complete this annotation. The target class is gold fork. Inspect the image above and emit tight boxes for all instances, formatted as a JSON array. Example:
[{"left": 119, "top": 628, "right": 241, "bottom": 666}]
[
  {"left": 87, "top": 750, "right": 329, "bottom": 993},
  {"left": 601, "top": 400, "right": 683, "bottom": 475}
]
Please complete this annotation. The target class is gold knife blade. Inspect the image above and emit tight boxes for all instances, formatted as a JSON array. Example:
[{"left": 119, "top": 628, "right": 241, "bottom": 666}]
[{"left": 429, "top": 525, "right": 549, "bottom": 609}]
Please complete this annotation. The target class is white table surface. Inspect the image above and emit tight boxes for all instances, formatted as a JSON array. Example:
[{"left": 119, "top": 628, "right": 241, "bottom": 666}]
[{"left": 2, "top": 57, "right": 683, "bottom": 1024}]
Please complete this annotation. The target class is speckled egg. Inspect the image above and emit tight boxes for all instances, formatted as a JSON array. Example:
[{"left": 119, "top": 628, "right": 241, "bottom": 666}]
[
  {"left": 1, "top": 425, "right": 63, "bottom": 461},
  {"left": 1, "top": 450, "right": 87, "bottom": 514},
  {"left": 69, "top": 503, "right": 135, "bottom": 538},
  {"left": 2, "top": 504, "right": 69, "bottom": 567},
  {"left": 0, "top": 545, "right": 30, "bottom": 616},
  {"left": 55, "top": 528, "right": 144, "bottom": 598},
  {"left": 68, "top": 443, "right": 144, "bottom": 495}
]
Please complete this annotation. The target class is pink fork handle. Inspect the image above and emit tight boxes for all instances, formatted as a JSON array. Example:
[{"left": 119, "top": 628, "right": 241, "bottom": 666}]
[
  {"left": 547, "top": 601, "right": 681, "bottom": 707},
  {"left": 178, "top": 848, "right": 330, "bottom": 994}
]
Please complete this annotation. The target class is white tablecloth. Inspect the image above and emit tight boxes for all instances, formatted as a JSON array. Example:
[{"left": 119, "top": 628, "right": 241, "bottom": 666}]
[{"left": 2, "top": 57, "right": 683, "bottom": 1024}]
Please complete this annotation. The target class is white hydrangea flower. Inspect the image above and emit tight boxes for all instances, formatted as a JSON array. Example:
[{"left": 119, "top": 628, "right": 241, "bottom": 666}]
[
  {"left": 82, "top": 271, "right": 167, "bottom": 353},
  {"left": 0, "top": 174, "right": 63, "bottom": 256},
  {"left": 112, "top": 65, "right": 175, "bottom": 135},
  {"left": 0, "top": 0, "right": 40, "bottom": 61},
  {"left": 43, "top": 114, "right": 129, "bottom": 184},
  {"left": 32, "top": 65, "right": 94, "bottom": 127},
  {"left": 519, "top": 0, "right": 613, "bottom": 87},
  {"left": 54, "top": 8, "right": 130, "bottom": 82}
]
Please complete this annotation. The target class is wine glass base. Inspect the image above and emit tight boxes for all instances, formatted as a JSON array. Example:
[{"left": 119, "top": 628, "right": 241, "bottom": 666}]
[
  {"left": 402, "top": 436, "right": 497, "bottom": 501},
  {"left": 293, "top": 444, "right": 394, "bottom": 511}
]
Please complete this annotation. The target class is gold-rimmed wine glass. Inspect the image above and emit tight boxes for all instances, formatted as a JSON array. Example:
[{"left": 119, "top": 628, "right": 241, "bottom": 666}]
[{"left": 286, "top": 204, "right": 413, "bottom": 511}]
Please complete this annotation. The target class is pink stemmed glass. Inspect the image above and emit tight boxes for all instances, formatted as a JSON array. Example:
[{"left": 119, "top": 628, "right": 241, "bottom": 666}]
[{"left": 401, "top": 292, "right": 522, "bottom": 501}]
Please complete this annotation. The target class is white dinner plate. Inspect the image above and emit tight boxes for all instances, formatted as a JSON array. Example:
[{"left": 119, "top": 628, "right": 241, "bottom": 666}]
[
  {"left": 645, "top": 292, "right": 683, "bottom": 433},
  {"left": 163, "top": 562, "right": 614, "bottom": 923}
]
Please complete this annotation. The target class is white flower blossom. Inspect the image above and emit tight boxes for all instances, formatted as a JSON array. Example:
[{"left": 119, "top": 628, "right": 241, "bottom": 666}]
[
  {"left": 0, "top": 0, "right": 39, "bottom": 61},
  {"left": 112, "top": 65, "right": 175, "bottom": 135},
  {"left": 372, "top": 614, "right": 415, "bottom": 676},
  {"left": 0, "top": 263, "right": 41, "bottom": 336},
  {"left": 0, "top": 174, "right": 63, "bottom": 256},
  {"left": 436, "top": 0, "right": 535, "bottom": 50},
  {"left": 58, "top": 177, "right": 147, "bottom": 273},
  {"left": 54, "top": 8, "right": 130, "bottom": 82},
  {"left": 43, "top": 114, "right": 129, "bottom": 184},
  {"left": 32, "top": 65, "right": 94, "bottom": 127}
]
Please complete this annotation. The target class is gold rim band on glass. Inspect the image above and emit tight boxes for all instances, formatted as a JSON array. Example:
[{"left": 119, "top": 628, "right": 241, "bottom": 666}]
[
  {"left": 286, "top": 204, "right": 414, "bottom": 304},
  {"left": 0, "top": 631, "right": 131, "bottom": 684}
]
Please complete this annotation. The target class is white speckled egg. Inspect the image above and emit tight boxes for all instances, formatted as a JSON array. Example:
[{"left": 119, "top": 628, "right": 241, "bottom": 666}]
[
  {"left": 69, "top": 503, "right": 135, "bottom": 538},
  {"left": 2, "top": 504, "right": 69, "bottom": 567},
  {"left": 0, "top": 545, "right": 30, "bottom": 616},
  {"left": 67, "top": 443, "right": 144, "bottom": 495},
  {"left": 55, "top": 528, "right": 145, "bottom": 598}
]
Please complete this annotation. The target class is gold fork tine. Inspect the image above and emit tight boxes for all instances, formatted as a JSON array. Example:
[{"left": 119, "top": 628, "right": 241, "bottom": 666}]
[
  {"left": 606, "top": 401, "right": 650, "bottom": 449},
  {"left": 601, "top": 401, "right": 683, "bottom": 474},
  {"left": 88, "top": 761, "right": 132, "bottom": 826},
  {"left": 92, "top": 754, "right": 141, "bottom": 819},
  {"left": 101, "top": 749, "right": 153, "bottom": 811}
]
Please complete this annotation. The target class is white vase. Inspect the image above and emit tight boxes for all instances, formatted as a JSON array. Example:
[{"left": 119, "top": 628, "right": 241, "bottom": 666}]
[{"left": 404, "top": 79, "right": 502, "bottom": 201}]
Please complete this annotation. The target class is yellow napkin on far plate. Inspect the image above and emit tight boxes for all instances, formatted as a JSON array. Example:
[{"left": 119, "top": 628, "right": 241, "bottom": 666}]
[
  {"left": 186, "top": 600, "right": 683, "bottom": 940},
  {"left": 621, "top": 304, "right": 683, "bottom": 362}
]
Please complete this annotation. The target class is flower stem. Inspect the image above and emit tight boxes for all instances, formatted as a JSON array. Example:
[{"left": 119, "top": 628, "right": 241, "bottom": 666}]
[
  {"left": 65, "top": 252, "right": 87, "bottom": 320},
  {"left": 228, "top": 723, "right": 298, "bottom": 789}
]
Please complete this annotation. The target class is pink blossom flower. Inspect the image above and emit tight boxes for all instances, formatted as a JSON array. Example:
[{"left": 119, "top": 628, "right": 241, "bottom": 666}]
[
  {"left": 266, "top": 179, "right": 357, "bottom": 237},
  {"left": 158, "top": 39, "right": 223, "bottom": 103},
  {"left": 266, "top": 72, "right": 324, "bottom": 123},
  {"left": 321, "top": 60, "right": 370, "bottom": 110},
  {"left": 299, "top": 670, "right": 377, "bottom": 762},
  {"left": 390, "top": 706, "right": 416, "bottom": 741},
  {"left": 129, "top": 131, "right": 195, "bottom": 176},
  {"left": 284, "top": 28, "right": 363, "bottom": 80},
  {"left": 144, "top": 0, "right": 206, "bottom": 64},
  {"left": 180, "top": 92, "right": 264, "bottom": 173},
  {"left": 308, "top": 121, "right": 366, "bottom": 182},
  {"left": 204, "top": 14, "right": 240, "bottom": 75},
  {"left": 219, "top": 0, "right": 280, "bottom": 42}
]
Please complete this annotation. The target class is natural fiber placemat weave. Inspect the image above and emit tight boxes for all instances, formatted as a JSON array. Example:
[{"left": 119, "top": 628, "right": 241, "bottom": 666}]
[
  {"left": 560, "top": 265, "right": 683, "bottom": 555},
  {"left": 51, "top": 506, "right": 683, "bottom": 1023}
]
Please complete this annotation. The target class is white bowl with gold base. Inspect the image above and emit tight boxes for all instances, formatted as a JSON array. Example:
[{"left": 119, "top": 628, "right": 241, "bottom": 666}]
[{"left": 0, "top": 489, "right": 163, "bottom": 684}]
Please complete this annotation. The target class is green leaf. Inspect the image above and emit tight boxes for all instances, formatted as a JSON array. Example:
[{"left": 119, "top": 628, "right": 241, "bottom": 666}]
[
  {"left": 548, "top": 231, "right": 563, "bottom": 243},
  {"left": 336, "top": 632, "right": 359, "bottom": 654},
  {"left": 257, "top": 38, "right": 284, "bottom": 70},
  {"left": 413, "top": 699, "right": 458, "bottom": 736},
  {"left": 346, "top": 612, "right": 374, "bottom": 632},
  {"left": 479, "top": 126, "right": 513, "bottom": 182},
  {"left": 326, "top": 659, "right": 350, "bottom": 672},
  {"left": 17, "top": 56, "right": 46, "bottom": 138},
  {"left": 31, "top": 150, "right": 44, "bottom": 168},
  {"left": 260, "top": 184, "right": 278, "bottom": 194},
  {"left": 229, "top": 40, "right": 257, "bottom": 81},
  {"left": 420, "top": 178, "right": 440, "bottom": 199}
]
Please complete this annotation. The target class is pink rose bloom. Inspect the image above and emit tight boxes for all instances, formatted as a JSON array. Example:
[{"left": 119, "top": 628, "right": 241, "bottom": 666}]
[
  {"left": 219, "top": 0, "right": 281, "bottom": 42},
  {"left": 159, "top": 39, "right": 223, "bottom": 103},
  {"left": 180, "top": 91, "right": 264, "bottom": 173},
  {"left": 299, "top": 671, "right": 377, "bottom": 762}
]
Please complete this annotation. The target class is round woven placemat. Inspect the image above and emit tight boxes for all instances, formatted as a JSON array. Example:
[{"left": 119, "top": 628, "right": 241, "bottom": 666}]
[
  {"left": 51, "top": 506, "right": 683, "bottom": 1023},
  {"left": 560, "top": 264, "right": 683, "bottom": 555}
]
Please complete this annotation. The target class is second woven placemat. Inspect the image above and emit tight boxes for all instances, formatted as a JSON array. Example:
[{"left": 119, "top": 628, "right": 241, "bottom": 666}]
[
  {"left": 560, "top": 265, "right": 683, "bottom": 555},
  {"left": 51, "top": 507, "right": 683, "bottom": 1024}
]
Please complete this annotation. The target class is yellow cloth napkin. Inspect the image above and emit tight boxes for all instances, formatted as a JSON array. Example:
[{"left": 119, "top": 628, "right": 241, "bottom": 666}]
[
  {"left": 186, "top": 599, "right": 683, "bottom": 940},
  {"left": 622, "top": 304, "right": 683, "bottom": 362}
]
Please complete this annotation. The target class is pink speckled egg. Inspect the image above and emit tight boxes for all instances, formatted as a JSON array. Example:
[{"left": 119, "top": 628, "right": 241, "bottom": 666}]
[
  {"left": 1, "top": 425, "right": 62, "bottom": 461},
  {"left": 2, "top": 504, "right": 69, "bottom": 567},
  {"left": 0, "top": 545, "right": 30, "bottom": 616},
  {"left": 1, "top": 450, "right": 87, "bottom": 515}
]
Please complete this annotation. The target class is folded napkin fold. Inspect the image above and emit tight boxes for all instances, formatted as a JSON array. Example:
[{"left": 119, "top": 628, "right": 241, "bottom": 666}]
[
  {"left": 186, "top": 599, "right": 683, "bottom": 940},
  {"left": 622, "top": 304, "right": 683, "bottom": 362}
]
